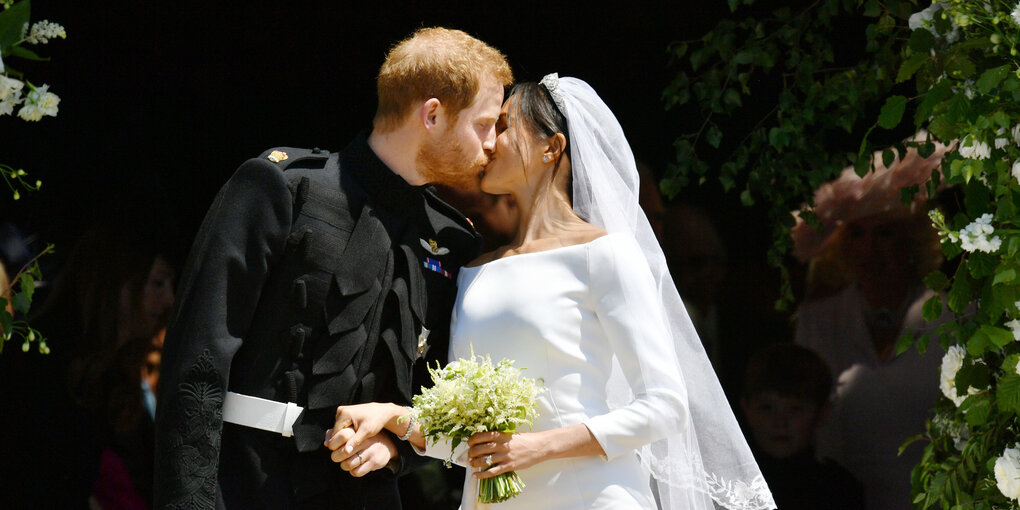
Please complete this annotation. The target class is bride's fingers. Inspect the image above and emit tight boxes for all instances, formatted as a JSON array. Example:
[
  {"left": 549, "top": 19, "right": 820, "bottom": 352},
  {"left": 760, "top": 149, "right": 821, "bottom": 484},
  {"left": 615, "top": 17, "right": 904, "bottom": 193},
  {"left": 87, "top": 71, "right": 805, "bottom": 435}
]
[
  {"left": 467, "top": 430, "right": 507, "bottom": 446},
  {"left": 325, "top": 427, "right": 356, "bottom": 456}
]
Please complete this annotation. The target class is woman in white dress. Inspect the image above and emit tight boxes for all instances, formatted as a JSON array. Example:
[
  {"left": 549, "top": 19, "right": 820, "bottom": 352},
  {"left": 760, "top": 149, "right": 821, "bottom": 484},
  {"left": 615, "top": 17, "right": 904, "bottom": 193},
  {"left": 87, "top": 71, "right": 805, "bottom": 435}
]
[{"left": 325, "top": 75, "right": 775, "bottom": 510}]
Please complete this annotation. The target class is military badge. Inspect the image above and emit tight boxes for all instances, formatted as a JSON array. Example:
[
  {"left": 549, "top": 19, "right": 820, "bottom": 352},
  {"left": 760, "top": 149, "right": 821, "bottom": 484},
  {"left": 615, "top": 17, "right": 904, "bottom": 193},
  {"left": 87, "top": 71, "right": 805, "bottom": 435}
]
[
  {"left": 419, "top": 238, "right": 450, "bottom": 256},
  {"left": 267, "top": 150, "right": 288, "bottom": 163},
  {"left": 423, "top": 257, "right": 451, "bottom": 278}
]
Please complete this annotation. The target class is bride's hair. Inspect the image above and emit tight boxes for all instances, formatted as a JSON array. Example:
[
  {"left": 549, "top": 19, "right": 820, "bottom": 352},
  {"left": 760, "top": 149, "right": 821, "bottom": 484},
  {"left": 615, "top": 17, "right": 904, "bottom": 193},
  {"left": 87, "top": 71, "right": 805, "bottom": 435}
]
[{"left": 506, "top": 82, "right": 573, "bottom": 200}]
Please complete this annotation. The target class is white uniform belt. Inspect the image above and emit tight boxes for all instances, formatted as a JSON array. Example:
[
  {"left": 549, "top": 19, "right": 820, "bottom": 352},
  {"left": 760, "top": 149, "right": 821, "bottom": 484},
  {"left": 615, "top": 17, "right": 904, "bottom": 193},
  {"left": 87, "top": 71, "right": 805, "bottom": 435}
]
[{"left": 222, "top": 391, "right": 303, "bottom": 437}]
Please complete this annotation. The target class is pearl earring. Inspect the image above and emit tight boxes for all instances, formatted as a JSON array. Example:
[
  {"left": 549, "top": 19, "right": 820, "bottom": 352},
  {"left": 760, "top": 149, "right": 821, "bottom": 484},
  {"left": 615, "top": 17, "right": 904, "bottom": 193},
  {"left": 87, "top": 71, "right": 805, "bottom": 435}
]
[{"left": 542, "top": 155, "right": 551, "bottom": 163}]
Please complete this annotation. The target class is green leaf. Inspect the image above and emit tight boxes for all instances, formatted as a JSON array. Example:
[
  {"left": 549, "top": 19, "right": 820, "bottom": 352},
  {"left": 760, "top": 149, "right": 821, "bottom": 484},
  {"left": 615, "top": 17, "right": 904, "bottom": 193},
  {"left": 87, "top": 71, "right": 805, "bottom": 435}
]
[
  {"left": 897, "top": 53, "right": 929, "bottom": 83},
  {"left": 728, "top": 0, "right": 739, "bottom": 12},
  {"left": 922, "top": 295, "right": 943, "bottom": 322},
  {"left": 960, "top": 393, "right": 991, "bottom": 427},
  {"left": 878, "top": 95, "right": 907, "bottom": 130},
  {"left": 896, "top": 330, "right": 915, "bottom": 356},
  {"left": 979, "top": 325, "right": 1014, "bottom": 348},
  {"left": 948, "top": 271, "right": 973, "bottom": 313},
  {"left": 882, "top": 148, "right": 896, "bottom": 168},
  {"left": 0, "top": 0, "right": 30, "bottom": 51},
  {"left": 993, "top": 268, "right": 1017, "bottom": 285},
  {"left": 7, "top": 44, "right": 48, "bottom": 62},
  {"left": 768, "top": 127, "right": 790, "bottom": 151},
  {"left": 966, "top": 327, "right": 989, "bottom": 356},
  {"left": 998, "top": 371, "right": 1020, "bottom": 416},
  {"left": 924, "top": 271, "right": 950, "bottom": 291},
  {"left": 908, "top": 28, "right": 936, "bottom": 53},
  {"left": 706, "top": 124, "right": 723, "bottom": 148},
  {"left": 967, "top": 252, "right": 997, "bottom": 279},
  {"left": 976, "top": 64, "right": 1011, "bottom": 95},
  {"left": 740, "top": 188, "right": 754, "bottom": 206},
  {"left": 918, "top": 142, "right": 936, "bottom": 159},
  {"left": 899, "top": 434, "right": 926, "bottom": 456}
]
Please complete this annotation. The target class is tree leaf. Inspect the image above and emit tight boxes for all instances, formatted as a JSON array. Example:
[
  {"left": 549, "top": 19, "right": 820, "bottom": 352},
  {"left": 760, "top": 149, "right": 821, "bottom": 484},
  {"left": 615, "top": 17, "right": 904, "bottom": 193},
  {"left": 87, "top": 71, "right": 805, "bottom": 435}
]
[
  {"left": 897, "top": 53, "right": 929, "bottom": 83},
  {"left": 706, "top": 124, "right": 723, "bottom": 148},
  {"left": 948, "top": 271, "right": 973, "bottom": 313},
  {"left": 997, "top": 371, "right": 1020, "bottom": 416},
  {"left": 0, "top": 0, "right": 30, "bottom": 51},
  {"left": 922, "top": 295, "right": 943, "bottom": 322},
  {"left": 979, "top": 325, "right": 1014, "bottom": 348},
  {"left": 908, "top": 28, "right": 936, "bottom": 53},
  {"left": 993, "top": 268, "right": 1017, "bottom": 285},
  {"left": 896, "top": 330, "right": 916, "bottom": 356},
  {"left": 924, "top": 270, "right": 950, "bottom": 291},
  {"left": 976, "top": 64, "right": 1011, "bottom": 95},
  {"left": 8, "top": 44, "right": 49, "bottom": 62},
  {"left": 882, "top": 148, "right": 896, "bottom": 168},
  {"left": 878, "top": 95, "right": 907, "bottom": 129}
]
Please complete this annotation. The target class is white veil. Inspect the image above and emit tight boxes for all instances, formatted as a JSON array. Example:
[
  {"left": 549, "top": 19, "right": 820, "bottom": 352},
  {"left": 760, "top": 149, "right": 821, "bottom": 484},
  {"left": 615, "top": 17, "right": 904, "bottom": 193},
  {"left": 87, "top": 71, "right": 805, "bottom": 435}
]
[{"left": 541, "top": 73, "right": 775, "bottom": 510}]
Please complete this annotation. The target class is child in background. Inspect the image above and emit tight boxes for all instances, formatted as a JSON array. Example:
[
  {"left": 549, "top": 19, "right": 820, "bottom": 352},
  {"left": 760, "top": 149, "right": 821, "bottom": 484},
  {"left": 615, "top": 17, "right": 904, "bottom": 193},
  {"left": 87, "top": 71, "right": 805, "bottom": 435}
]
[{"left": 741, "top": 343, "right": 865, "bottom": 510}]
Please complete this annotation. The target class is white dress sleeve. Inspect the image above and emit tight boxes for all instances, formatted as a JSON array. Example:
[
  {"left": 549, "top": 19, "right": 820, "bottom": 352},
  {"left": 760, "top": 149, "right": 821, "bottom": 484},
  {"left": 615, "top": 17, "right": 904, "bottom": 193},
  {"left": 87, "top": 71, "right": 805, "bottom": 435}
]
[{"left": 582, "top": 235, "right": 688, "bottom": 461}]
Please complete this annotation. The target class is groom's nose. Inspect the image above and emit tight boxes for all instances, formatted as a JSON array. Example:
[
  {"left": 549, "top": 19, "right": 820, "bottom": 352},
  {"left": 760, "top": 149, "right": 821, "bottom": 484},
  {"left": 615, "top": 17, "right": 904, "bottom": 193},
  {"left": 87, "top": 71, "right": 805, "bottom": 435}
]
[{"left": 482, "top": 127, "right": 496, "bottom": 154}]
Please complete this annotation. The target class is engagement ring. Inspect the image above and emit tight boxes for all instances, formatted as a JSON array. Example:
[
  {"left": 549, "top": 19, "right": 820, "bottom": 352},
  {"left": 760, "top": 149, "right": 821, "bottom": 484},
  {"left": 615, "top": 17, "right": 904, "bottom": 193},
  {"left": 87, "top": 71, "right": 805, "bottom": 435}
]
[{"left": 484, "top": 454, "right": 493, "bottom": 467}]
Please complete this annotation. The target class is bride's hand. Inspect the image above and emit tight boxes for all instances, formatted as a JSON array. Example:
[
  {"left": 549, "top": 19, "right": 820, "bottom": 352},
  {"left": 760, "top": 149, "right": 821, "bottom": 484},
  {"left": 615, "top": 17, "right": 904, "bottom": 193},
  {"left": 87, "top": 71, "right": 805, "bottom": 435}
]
[
  {"left": 466, "top": 431, "right": 545, "bottom": 479},
  {"left": 324, "top": 402, "right": 407, "bottom": 456}
]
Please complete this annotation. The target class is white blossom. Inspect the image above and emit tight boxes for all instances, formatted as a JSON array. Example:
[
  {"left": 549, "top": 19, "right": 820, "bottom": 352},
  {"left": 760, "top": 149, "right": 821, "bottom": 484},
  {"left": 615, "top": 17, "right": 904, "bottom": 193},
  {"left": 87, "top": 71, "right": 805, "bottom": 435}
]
[
  {"left": 940, "top": 345, "right": 983, "bottom": 406},
  {"left": 1013, "top": 161, "right": 1020, "bottom": 186},
  {"left": 995, "top": 444, "right": 1020, "bottom": 501},
  {"left": 908, "top": 3, "right": 960, "bottom": 43},
  {"left": 958, "top": 214, "right": 1002, "bottom": 253},
  {"left": 1007, "top": 319, "right": 1020, "bottom": 341},
  {"left": 16, "top": 83, "right": 58, "bottom": 121},
  {"left": 0, "top": 75, "right": 22, "bottom": 101},
  {"left": 24, "top": 20, "right": 66, "bottom": 45},
  {"left": 959, "top": 136, "right": 990, "bottom": 159},
  {"left": 1013, "top": 3, "right": 1020, "bottom": 28}
]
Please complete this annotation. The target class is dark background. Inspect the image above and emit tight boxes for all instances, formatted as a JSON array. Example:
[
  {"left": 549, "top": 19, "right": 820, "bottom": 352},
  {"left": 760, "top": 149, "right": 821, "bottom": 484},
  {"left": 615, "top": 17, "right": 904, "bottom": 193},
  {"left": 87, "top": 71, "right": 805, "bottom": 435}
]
[{"left": 4, "top": 1, "right": 791, "bottom": 332}]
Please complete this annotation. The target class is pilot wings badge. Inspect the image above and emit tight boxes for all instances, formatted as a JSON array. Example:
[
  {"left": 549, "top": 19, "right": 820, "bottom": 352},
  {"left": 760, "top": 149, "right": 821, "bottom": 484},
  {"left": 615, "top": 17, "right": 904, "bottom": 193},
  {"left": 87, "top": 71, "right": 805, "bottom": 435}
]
[{"left": 419, "top": 238, "right": 450, "bottom": 256}]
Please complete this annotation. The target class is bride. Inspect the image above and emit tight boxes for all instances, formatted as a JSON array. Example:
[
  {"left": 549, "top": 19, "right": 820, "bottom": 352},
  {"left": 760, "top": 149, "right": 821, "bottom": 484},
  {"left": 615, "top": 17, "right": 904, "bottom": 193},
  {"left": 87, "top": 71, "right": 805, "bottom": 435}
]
[{"left": 324, "top": 74, "right": 775, "bottom": 510}]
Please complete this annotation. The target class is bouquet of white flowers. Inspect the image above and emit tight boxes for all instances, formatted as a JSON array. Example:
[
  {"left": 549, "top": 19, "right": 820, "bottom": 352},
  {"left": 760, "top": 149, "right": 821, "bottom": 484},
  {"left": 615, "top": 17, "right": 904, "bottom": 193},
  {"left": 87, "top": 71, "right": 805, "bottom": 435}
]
[{"left": 412, "top": 350, "right": 542, "bottom": 504}]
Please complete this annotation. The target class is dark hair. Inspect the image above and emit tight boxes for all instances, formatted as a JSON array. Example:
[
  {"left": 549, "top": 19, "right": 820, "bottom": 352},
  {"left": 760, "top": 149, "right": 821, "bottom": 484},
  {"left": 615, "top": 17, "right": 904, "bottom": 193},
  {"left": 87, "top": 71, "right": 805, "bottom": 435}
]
[
  {"left": 506, "top": 81, "right": 572, "bottom": 200},
  {"left": 37, "top": 220, "right": 175, "bottom": 430},
  {"left": 742, "top": 343, "right": 832, "bottom": 407}
]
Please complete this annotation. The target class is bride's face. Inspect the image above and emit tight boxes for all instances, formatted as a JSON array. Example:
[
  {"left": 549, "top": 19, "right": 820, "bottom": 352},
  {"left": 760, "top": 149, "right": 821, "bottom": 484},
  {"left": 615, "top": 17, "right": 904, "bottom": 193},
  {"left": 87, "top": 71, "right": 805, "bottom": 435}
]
[{"left": 480, "top": 97, "right": 545, "bottom": 196}]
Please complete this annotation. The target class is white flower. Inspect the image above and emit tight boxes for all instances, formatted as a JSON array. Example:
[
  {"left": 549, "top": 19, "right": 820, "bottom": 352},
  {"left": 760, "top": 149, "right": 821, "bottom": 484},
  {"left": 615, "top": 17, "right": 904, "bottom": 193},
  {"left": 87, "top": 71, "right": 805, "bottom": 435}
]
[
  {"left": 1013, "top": 3, "right": 1020, "bottom": 28},
  {"left": 1016, "top": 358, "right": 1020, "bottom": 376},
  {"left": 0, "top": 75, "right": 22, "bottom": 101},
  {"left": 959, "top": 136, "right": 990, "bottom": 159},
  {"left": 16, "top": 83, "right": 58, "bottom": 121},
  {"left": 17, "top": 103, "right": 42, "bottom": 121},
  {"left": 957, "top": 214, "right": 1002, "bottom": 253},
  {"left": 940, "top": 345, "right": 982, "bottom": 406},
  {"left": 24, "top": 20, "right": 66, "bottom": 45},
  {"left": 995, "top": 444, "right": 1020, "bottom": 501},
  {"left": 1008, "top": 319, "right": 1020, "bottom": 341},
  {"left": 908, "top": 3, "right": 960, "bottom": 43},
  {"left": 1013, "top": 161, "right": 1020, "bottom": 186}
]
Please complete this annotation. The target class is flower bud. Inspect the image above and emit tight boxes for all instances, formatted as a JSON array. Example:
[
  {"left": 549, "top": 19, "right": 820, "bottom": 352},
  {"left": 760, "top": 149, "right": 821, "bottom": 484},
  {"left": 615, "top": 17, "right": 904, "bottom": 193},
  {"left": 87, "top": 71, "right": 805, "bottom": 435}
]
[
  {"left": 992, "top": 34, "right": 1003, "bottom": 45},
  {"left": 27, "top": 331, "right": 35, "bottom": 342},
  {"left": 16, "top": 169, "right": 25, "bottom": 176},
  {"left": 13, "top": 190, "right": 20, "bottom": 200},
  {"left": 21, "top": 341, "right": 29, "bottom": 352}
]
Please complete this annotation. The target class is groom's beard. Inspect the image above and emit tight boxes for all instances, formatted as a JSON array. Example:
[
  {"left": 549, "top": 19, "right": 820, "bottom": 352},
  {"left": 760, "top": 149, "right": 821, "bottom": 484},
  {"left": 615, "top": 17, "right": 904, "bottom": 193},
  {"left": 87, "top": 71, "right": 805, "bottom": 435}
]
[{"left": 417, "top": 130, "right": 488, "bottom": 191}]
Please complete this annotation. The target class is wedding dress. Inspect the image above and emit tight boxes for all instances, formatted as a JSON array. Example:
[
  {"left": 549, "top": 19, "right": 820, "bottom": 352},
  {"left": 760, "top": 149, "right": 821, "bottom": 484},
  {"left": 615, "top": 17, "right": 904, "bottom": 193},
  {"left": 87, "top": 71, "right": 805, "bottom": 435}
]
[
  {"left": 420, "top": 75, "right": 773, "bottom": 510},
  {"left": 441, "top": 233, "right": 682, "bottom": 509}
]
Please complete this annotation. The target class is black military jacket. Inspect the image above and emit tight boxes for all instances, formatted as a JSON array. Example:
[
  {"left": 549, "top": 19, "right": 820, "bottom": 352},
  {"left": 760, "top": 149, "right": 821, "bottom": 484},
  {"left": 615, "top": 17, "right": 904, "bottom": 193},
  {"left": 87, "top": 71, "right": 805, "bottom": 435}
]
[{"left": 154, "top": 134, "right": 481, "bottom": 509}]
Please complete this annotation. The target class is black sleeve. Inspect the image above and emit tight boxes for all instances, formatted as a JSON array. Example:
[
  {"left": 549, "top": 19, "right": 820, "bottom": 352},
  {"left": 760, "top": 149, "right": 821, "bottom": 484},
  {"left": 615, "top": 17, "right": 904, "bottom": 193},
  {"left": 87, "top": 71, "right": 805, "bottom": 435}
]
[{"left": 153, "top": 158, "right": 292, "bottom": 509}]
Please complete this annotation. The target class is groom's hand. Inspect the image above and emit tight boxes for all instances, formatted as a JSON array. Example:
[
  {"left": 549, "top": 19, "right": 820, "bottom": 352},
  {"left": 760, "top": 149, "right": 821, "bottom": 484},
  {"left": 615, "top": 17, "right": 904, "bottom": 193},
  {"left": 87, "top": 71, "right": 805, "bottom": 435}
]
[{"left": 325, "top": 427, "right": 398, "bottom": 477}]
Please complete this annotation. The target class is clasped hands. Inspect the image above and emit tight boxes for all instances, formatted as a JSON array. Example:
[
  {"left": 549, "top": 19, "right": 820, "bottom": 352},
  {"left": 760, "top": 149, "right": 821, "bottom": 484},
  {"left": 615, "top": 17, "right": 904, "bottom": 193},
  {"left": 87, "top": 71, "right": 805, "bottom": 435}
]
[{"left": 323, "top": 402, "right": 548, "bottom": 479}]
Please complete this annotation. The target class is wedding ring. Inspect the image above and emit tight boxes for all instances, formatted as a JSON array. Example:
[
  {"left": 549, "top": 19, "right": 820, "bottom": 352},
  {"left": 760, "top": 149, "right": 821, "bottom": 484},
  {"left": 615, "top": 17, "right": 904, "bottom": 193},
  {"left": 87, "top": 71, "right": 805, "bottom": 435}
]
[
  {"left": 355, "top": 452, "right": 363, "bottom": 466},
  {"left": 484, "top": 454, "right": 493, "bottom": 467}
]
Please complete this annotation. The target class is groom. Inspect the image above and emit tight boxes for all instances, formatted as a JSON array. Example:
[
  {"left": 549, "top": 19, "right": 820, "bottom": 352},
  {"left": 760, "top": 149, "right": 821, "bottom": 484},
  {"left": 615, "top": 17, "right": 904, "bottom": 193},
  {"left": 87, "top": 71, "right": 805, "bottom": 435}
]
[{"left": 154, "top": 27, "right": 512, "bottom": 509}]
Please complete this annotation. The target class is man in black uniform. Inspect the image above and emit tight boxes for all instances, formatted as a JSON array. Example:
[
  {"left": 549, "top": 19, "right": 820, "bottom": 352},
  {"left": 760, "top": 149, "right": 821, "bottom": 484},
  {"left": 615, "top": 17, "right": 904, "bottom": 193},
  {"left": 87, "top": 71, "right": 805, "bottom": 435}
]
[{"left": 154, "top": 27, "right": 513, "bottom": 509}]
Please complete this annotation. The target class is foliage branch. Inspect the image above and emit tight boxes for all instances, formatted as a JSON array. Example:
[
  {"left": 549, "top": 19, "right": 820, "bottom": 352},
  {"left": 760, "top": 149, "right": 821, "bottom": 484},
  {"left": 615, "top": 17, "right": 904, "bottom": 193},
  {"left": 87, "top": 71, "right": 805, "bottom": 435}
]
[
  {"left": 0, "top": 0, "right": 63, "bottom": 355},
  {"left": 664, "top": 0, "right": 1020, "bottom": 506}
]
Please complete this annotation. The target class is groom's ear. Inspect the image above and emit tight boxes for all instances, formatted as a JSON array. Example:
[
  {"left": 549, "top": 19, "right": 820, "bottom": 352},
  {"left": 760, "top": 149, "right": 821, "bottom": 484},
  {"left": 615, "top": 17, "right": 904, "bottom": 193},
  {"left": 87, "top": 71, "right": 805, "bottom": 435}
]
[{"left": 420, "top": 98, "right": 443, "bottom": 131}]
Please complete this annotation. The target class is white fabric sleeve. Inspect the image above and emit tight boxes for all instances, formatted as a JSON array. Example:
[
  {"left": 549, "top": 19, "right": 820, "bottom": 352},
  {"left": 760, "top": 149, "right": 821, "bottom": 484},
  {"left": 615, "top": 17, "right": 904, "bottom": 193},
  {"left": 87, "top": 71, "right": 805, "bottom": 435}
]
[{"left": 582, "top": 235, "right": 688, "bottom": 461}]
